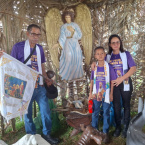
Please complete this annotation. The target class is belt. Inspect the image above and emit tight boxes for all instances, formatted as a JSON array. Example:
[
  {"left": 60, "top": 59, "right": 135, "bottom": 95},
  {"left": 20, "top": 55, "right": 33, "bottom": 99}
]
[{"left": 66, "top": 36, "right": 72, "bottom": 39}]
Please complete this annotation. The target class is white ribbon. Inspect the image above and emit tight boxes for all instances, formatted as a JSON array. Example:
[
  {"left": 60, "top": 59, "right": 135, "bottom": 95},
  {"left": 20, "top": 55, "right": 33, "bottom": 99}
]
[
  {"left": 106, "top": 51, "right": 130, "bottom": 91},
  {"left": 24, "top": 40, "right": 43, "bottom": 85},
  {"left": 92, "top": 61, "right": 110, "bottom": 104}
]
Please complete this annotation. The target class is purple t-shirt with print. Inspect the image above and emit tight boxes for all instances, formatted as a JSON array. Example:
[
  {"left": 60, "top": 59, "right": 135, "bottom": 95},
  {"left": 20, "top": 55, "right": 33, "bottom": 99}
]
[
  {"left": 11, "top": 41, "right": 46, "bottom": 72},
  {"left": 106, "top": 51, "right": 136, "bottom": 78},
  {"left": 90, "top": 64, "right": 116, "bottom": 101}
]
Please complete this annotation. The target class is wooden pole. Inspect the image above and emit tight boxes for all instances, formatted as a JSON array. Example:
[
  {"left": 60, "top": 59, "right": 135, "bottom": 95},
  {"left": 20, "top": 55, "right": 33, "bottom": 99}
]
[
  {"left": 34, "top": 101, "right": 37, "bottom": 118},
  {"left": 11, "top": 118, "right": 16, "bottom": 132},
  {"left": 1, "top": 114, "right": 4, "bottom": 136}
]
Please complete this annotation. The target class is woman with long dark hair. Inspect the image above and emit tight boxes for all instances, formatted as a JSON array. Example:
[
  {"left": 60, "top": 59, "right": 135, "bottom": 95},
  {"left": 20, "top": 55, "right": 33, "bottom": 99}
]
[{"left": 107, "top": 34, "right": 136, "bottom": 138}]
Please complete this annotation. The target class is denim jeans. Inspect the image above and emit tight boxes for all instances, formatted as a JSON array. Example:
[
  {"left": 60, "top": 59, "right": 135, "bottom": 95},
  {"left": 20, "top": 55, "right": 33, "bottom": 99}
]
[
  {"left": 24, "top": 85, "right": 52, "bottom": 135},
  {"left": 92, "top": 100, "right": 110, "bottom": 133}
]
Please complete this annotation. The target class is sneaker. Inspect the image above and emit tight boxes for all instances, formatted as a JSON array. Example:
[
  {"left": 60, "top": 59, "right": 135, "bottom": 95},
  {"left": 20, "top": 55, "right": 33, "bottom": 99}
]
[
  {"left": 121, "top": 125, "right": 128, "bottom": 138},
  {"left": 121, "top": 130, "right": 127, "bottom": 138}
]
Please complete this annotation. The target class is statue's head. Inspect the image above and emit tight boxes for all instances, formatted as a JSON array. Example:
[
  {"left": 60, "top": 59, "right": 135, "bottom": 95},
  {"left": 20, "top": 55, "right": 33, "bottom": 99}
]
[
  {"left": 62, "top": 9, "right": 75, "bottom": 23},
  {"left": 74, "top": 95, "right": 78, "bottom": 101}
]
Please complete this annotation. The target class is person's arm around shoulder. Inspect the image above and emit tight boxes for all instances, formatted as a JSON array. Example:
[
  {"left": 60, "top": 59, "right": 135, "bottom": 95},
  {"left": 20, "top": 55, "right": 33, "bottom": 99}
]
[{"left": 91, "top": 61, "right": 96, "bottom": 71}]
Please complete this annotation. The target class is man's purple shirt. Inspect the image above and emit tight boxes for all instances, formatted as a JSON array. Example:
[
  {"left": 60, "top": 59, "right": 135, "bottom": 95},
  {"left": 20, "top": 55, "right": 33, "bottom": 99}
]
[
  {"left": 11, "top": 41, "right": 46, "bottom": 64},
  {"left": 11, "top": 41, "right": 46, "bottom": 71}
]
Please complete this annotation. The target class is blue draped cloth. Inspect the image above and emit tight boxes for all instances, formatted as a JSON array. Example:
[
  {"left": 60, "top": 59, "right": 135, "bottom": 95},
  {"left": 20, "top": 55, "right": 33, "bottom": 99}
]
[{"left": 58, "top": 22, "right": 84, "bottom": 81}]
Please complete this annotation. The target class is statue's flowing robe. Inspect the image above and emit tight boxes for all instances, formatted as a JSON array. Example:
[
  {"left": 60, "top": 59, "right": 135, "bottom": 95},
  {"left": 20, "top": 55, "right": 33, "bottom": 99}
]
[{"left": 58, "top": 22, "right": 84, "bottom": 80}]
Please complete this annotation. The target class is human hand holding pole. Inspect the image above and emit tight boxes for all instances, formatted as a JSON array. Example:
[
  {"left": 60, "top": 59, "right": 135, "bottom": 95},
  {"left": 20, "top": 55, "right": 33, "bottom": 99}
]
[{"left": 39, "top": 73, "right": 64, "bottom": 89}]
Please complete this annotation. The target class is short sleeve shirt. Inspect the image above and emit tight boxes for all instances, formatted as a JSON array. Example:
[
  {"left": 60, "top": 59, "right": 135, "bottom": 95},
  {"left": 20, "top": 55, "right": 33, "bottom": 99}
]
[
  {"left": 90, "top": 64, "right": 116, "bottom": 101},
  {"left": 107, "top": 51, "right": 136, "bottom": 78},
  {"left": 11, "top": 41, "right": 46, "bottom": 72}
]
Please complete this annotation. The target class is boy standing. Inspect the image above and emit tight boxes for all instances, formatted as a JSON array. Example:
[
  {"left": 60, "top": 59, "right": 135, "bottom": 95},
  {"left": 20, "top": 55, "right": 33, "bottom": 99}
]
[{"left": 88, "top": 46, "right": 116, "bottom": 144}]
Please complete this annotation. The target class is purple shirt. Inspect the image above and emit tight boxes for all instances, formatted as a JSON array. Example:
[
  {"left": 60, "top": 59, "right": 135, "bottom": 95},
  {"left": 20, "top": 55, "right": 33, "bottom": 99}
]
[
  {"left": 90, "top": 64, "right": 116, "bottom": 101},
  {"left": 11, "top": 41, "right": 46, "bottom": 72},
  {"left": 106, "top": 51, "right": 136, "bottom": 78},
  {"left": 90, "top": 64, "right": 116, "bottom": 81}
]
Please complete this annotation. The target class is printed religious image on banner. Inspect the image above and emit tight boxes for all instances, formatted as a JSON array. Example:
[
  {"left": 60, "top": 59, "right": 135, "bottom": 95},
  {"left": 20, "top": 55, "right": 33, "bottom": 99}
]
[
  {"left": 4, "top": 74, "right": 27, "bottom": 99},
  {"left": 109, "top": 59, "right": 123, "bottom": 78},
  {"left": 0, "top": 53, "right": 38, "bottom": 121},
  {"left": 96, "top": 70, "right": 106, "bottom": 102},
  {"left": 117, "top": 70, "right": 122, "bottom": 77},
  {"left": 97, "top": 81, "right": 105, "bottom": 101}
]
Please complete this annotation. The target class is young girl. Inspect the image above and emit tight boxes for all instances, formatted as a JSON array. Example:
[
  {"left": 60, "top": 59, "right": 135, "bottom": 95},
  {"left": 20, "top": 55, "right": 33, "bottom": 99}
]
[
  {"left": 89, "top": 46, "right": 116, "bottom": 144},
  {"left": 92, "top": 34, "right": 136, "bottom": 138}
]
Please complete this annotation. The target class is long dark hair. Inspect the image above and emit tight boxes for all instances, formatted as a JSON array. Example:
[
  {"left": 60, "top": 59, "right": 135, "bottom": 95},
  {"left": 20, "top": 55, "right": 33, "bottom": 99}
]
[{"left": 108, "top": 34, "right": 124, "bottom": 54}]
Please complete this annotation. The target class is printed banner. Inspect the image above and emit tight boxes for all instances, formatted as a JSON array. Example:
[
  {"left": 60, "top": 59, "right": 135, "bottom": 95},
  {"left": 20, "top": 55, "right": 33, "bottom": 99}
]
[
  {"left": 96, "top": 71, "right": 106, "bottom": 101},
  {"left": 0, "top": 53, "right": 38, "bottom": 121},
  {"left": 109, "top": 59, "right": 123, "bottom": 77}
]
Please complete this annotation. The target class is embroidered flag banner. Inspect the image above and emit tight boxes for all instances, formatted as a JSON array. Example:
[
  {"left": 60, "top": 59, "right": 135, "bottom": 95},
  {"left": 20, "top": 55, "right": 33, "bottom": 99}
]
[{"left": 0, "top": 52, "right": 38, "bottom": 121}]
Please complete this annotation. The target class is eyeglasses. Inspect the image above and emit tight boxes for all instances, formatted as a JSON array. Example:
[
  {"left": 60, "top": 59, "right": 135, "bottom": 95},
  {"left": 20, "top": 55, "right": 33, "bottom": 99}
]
[
  {"left": 29, "top": 32, "right": 41, "bottom": 38},
  {"left": 111, "top": 41, "right": 120, "bottom": 45}
]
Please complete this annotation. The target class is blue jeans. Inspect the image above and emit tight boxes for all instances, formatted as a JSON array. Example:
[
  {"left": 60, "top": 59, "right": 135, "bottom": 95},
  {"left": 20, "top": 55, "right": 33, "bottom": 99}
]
[
  {"left": 92, "top": 100, "right": 110, "bottom": 133},
  {"left": 24, "top": 85, "right": 52, "bottom": 135}
]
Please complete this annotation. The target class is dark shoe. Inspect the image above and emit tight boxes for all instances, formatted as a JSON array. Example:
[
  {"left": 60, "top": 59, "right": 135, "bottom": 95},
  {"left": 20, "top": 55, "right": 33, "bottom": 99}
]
[
  {"left": 42, "top": 134, "right": 59, "bottom": 145},
  {"left": 121, "top": 130, "right": 127, "bottom": 138},
  {"left": 121, "top": 124, "right": 128, "bottom": 138},
  {"left": 102, "top": 133, "right": 110, "bottom": 144},
  {"left": 113, "top": 126, "right": 121, "bottom": 137}
]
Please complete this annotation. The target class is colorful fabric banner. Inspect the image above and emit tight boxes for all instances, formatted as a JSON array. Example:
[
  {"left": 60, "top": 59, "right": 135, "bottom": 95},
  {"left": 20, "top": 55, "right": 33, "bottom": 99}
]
[{"left": 0, "top": 53, "right": 38, "bottom": 121}]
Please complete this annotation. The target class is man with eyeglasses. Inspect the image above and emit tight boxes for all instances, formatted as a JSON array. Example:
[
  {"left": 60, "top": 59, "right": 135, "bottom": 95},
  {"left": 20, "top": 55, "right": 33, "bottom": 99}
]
[{"left": 10, "top": 24, "right": 59, "bottom": 144}]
